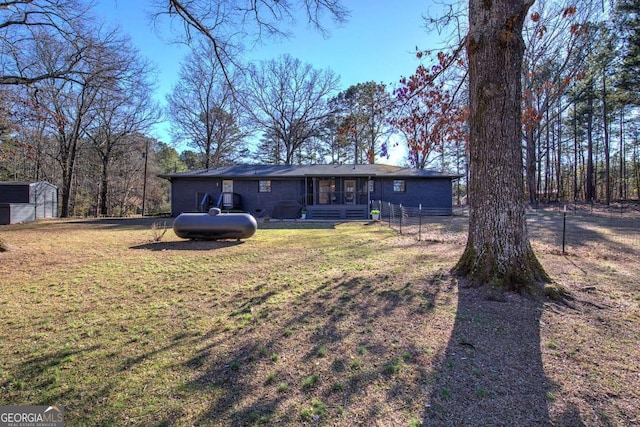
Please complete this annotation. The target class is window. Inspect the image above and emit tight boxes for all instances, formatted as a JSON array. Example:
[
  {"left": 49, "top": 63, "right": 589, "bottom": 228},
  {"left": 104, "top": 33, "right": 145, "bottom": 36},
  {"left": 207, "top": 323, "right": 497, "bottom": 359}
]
[
  {"left": 393, "top": 180, "right": 406, "bottom": 192},
  {"left": 259, "top": 180, "right": 272, "bottom": 192}
]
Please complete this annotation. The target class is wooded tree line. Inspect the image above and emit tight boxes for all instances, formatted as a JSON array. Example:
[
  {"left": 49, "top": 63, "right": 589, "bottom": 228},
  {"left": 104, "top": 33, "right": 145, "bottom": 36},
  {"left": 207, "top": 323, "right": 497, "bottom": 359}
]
[
  {"left": 1, "top": 0, "right": 639, "bottom": 219},
  {"left": 0, "top": 0, "right": 169, "bottom": 217},
  {"left": 520, "top": 0, "right": 640, "bottom": 205}
]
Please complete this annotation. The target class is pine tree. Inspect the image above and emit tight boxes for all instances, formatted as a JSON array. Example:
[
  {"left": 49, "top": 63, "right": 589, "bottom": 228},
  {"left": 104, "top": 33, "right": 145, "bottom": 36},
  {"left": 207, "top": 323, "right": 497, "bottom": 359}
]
[{"left": 616, "top": 0, "right": 640, "bottom": 105}]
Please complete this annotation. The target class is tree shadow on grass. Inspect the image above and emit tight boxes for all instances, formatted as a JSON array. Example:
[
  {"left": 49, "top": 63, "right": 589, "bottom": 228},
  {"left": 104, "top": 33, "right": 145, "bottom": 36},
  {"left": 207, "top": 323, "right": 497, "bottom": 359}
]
[
  {"left": 421, "top": 282, "right": 571, "bottom": 427},
  {"left": 258, "top": 220, "right": 336, "bottom": 230},
  {"left": 564, "top": 218, "right": 640, "bottom": 258},
  {"left": 130, "top": 239, "right": 245, "bottom": 251},
  {"left": 68, "top": 216, "right": 168, "bottom": 230},
  {"left": 170, "top": 270, "right": 453, "bottom": 425},
  {"left": 527, "top": 214, "right": 640, "bottom": 258},
  {"left": 0, "top": 345, "right": 102, "bottom": 406}
]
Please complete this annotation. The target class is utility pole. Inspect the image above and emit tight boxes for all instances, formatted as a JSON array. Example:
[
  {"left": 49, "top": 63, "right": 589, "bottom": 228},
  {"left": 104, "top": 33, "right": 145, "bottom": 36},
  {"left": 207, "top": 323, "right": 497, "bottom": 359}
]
[{"left": 141, "top": 139, "right": 149, "bottom": 217}]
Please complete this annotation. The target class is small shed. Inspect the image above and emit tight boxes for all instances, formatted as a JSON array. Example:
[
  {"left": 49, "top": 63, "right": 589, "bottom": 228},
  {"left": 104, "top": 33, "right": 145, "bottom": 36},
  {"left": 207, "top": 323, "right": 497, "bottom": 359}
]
[{"left": 0, "top": 181, "right": 58, "bottom": 225}]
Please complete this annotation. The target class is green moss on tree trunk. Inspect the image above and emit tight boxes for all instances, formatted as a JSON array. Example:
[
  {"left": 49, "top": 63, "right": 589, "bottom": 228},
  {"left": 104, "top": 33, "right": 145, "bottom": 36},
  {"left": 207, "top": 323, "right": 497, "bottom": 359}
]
[
  {"left": 457, "top": 0, "right": 552, "bottom": 294},
  {"left": 453, "top": 238, "right": 550, "bottom": 294}
]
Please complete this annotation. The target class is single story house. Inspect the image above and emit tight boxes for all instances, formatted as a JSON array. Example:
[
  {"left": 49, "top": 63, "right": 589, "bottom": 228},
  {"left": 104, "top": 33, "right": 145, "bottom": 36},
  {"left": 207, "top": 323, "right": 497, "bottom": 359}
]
[
  {"left": 161, "top": 164, "right": 460, "bottom": 220},
  {"left": 0, "top": 181, "right": 58, "bottom": 224}
]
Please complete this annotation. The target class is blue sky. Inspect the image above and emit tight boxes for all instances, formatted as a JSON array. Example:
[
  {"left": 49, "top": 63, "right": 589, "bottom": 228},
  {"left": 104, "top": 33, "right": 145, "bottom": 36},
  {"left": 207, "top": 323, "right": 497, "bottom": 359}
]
[{"left": 93, "top": 0, "right": 445, "bottom": 162}]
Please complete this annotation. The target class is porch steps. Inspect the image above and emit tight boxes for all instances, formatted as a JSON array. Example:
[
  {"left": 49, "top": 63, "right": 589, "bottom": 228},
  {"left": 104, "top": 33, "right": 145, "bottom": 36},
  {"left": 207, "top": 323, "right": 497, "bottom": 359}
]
[{"left": 307, "top": 206, "right": 368, "bottom": 220}]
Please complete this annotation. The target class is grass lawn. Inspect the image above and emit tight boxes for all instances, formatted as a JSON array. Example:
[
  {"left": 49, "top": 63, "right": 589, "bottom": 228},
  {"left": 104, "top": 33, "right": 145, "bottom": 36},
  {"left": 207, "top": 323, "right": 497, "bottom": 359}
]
[{"left": 1, "top": 216, "right": 639, "bottom": 426}]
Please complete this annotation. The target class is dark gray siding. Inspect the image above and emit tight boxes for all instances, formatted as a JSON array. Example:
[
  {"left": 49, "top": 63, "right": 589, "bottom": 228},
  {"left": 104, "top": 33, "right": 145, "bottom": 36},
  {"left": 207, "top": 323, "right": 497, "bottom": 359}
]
[
  {"left": 241, "top": 179, "right": 305, "bottom": 217},
  {"left": 170, "top": 178, "right": 306, "bottom": 217},
  {"left": 168, "top": 174, "right": 454, "bottom": 218},
  {"left": 375, "top": 178, "right": 453, "bottom": 212},
  {"left": 0, "top": 184, "right": 30, "bottom": 203},
  {"left": 170, "top": 178, "right": 222, "bottom": 216},
  {"left": 0, "top": 204, "right": 8, "bottom": 224},
  {"left": 0, "top": 203, "right": 36, "bottom": 224}
]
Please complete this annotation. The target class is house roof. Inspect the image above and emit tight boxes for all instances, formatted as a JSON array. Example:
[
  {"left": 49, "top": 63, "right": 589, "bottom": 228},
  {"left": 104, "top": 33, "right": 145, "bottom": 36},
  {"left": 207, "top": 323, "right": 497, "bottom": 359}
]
[{"left": 160, "top": 164, "right": 461, "bottom": 180}]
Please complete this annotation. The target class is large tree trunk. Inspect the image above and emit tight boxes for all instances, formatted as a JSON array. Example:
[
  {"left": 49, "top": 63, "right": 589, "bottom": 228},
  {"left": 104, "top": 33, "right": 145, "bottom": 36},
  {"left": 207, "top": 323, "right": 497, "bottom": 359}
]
[
  {"left": 525, "top": 128, "right": 537, "bottom": 205},
  {"left": 59, "top": 135, "right": 79, "bottom": 218},
  {"left": 573, "top": 105, "right": 579, "bottom": 201},
  {"left": 585, "top": 88, "right": 595, "bottom": 202},
  {"left": 544, "top": 103, "right": 551, "bottom": 203},
  {"left": 602, "top": 71, "right": 610, "bottom": 205},
  {"left": 634, "top": 144, "right": 640, "bottom": 198},
  {"left": 99, "top": 156, "right": 109, "bottom": 217},
  {"left": 619, "top": 110, "right": 625, "bottom": 199},
  {"left": 454, "top": 0, "right": 549, "bottom": 290},
  {"left": 556, "top": 99, "right": 562, "bottom": 201}
]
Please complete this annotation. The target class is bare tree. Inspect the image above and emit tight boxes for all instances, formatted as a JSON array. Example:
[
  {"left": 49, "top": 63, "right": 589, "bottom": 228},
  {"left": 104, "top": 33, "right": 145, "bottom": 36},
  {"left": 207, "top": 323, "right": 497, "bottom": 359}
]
[
  {"left": 167, "top": 41, "right": 250, "bottom": 169},
  {"left": 454, "top": 0, "right": 550, "bottom": 290},
  {"left": 244, "top": 54, "right": 339, "bottom": 165},
  {"left": 34, "top": 44, "right": 96, "bottom": 217},
  {"left": 0, "top": 0, "right": 94, "bottom": 85},
  {"left": 109, "top": 134, "right": 155, "bottom": 216},
  {"left": 521, "top": 0, "right": 595, "bottom": 205},
  {"left": 84, "top": 41, "right": 161, "bottom": 216},
  {"left": 32, "top": 27, "right": 147, "bottom": 217},
  {"left": 391, "top": 56, "right": 469, "bottom": 171},
  {"left": 152, "top": 0, "right": 349, "bottom": 86}
]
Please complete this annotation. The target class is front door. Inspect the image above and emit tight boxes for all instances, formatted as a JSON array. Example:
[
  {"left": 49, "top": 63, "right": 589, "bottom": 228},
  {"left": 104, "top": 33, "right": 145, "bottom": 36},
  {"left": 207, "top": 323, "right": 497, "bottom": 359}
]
[
  {"left": 222, "top": 180, "right": 233, "bottom": 208},
  {"left": 344, "top": 179, "right": 356, "bottom": 204},
  {"left": 318, "top": 179, "right": 335, "bottom": 204}
]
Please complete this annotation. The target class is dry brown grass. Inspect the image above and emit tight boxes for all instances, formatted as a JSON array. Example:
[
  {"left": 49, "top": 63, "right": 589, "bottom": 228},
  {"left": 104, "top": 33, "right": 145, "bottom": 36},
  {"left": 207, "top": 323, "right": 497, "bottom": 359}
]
[
  {"left": 0, "top": 234, "right": 9, "bottom": 252},
  {"left": 0, "top": 214, "right": 638, "bottom": 426}
]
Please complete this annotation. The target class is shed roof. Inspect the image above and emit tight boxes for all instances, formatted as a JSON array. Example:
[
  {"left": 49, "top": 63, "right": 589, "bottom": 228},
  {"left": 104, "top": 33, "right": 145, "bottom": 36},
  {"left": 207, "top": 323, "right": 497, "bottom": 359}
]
[
  {"left": 0, "top": 180, "right": 58, "bottom": 188},
  {"left": 0, "top": 181, "right": 33, "bottom": 186},
  {"left": 160, "top": 164, "right": 460, "bottom": 180}
]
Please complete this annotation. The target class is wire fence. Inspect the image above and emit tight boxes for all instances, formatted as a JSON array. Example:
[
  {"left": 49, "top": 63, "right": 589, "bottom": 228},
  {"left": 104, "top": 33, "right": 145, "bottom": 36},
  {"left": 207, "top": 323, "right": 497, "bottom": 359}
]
[{"left": 375, "top": 201, "right": 640, "bottom": 259}]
